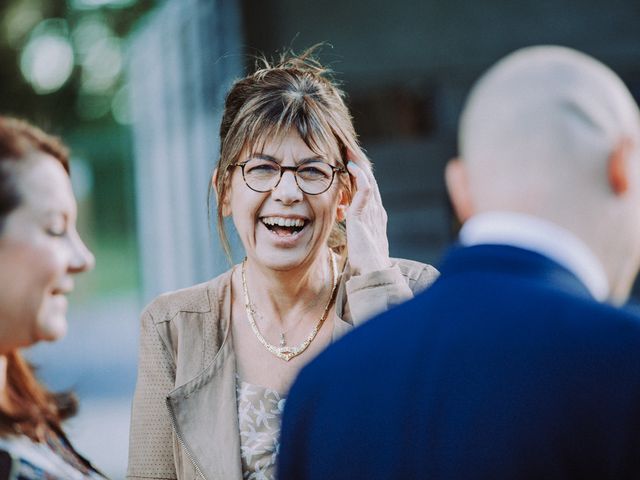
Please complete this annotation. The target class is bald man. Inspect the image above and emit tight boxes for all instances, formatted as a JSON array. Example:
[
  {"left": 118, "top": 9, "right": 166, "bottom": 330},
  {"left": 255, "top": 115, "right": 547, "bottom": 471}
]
[{"left": 278, "top": 46, "right": 640, "bottom": 480}]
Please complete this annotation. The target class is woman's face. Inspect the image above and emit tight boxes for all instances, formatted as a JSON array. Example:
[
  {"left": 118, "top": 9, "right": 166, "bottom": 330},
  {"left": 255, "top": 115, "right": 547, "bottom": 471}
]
[
  {"left": 0, "top": 153, "right": 95, "bottom": 352},
  {"left": 224, "top": 130, "right": 348, "bottom": 271}
]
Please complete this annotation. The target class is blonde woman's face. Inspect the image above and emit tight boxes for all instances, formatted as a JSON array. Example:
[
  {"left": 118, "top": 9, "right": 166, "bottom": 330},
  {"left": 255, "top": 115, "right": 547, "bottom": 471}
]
[
  {"left": 224, "top": 130, "right": 348, "bottom": 271},
  {"left": 0, "top": 154, "right": 95, "bottom": 353}
]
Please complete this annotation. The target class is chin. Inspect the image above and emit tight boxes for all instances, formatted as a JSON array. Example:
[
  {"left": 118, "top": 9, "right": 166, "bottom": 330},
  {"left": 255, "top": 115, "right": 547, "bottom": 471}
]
[
  {"left": 254, "top": 248, "right": 314, "bottom": 272},
  {"left": 262, "top": 255, "right": 304, "bottom": 272},
  {"left": 36, "top": 314, "right": 68, "bottom": 342}
]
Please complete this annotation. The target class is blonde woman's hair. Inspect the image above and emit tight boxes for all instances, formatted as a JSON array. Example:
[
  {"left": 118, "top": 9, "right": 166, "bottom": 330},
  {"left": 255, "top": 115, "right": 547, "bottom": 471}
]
[{"left": 211, "top": 45, "right": 367, "bottom": 260}]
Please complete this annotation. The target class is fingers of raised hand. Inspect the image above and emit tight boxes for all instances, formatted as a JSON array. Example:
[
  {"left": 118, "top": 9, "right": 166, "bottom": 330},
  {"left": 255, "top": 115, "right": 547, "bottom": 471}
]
[
  {"left": 347, "top": 161, "right": 372, "bottom": 216},
  {"left": 347, "top": 147, "right": 375, "bottom": 182},
  {"left": 347, "top": 147, "right": 385, "bottom": 203}
]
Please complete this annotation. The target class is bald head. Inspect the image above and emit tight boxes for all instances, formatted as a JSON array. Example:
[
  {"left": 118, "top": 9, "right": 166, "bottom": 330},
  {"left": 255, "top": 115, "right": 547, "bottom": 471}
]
[
  {"left": 449, "top": 45, "right": 640, "bottom": 302},
  {"left": 459, "top": 45, "right": 640, "bottom": 214}
]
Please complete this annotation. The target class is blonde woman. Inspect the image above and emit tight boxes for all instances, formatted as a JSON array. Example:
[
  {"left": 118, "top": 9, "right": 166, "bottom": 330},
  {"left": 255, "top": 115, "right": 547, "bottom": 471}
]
[{"left": 127, "top": 48, "right": 438, "bottom": 480}]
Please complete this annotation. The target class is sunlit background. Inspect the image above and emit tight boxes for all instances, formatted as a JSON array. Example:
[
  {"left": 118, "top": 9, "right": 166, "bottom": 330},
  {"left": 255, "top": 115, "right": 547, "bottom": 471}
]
[{"left": 1, "top": 0, "right": 639, "bottom": 478}]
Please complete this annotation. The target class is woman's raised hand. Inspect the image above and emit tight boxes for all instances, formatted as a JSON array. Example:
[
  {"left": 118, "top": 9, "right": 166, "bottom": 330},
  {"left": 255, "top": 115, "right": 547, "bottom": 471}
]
[{"left": 345, "top": 148, "right": 392, "bottom": 275}]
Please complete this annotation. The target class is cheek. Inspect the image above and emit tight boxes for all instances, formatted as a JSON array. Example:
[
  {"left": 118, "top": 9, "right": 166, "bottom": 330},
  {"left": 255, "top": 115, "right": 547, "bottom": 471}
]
[
  {"left": 34, "top": 246, "right": 66, "bottom": 284},
  {"left": 32, "top": 249, "right": 69, "bottom": 341},
  {"left": 0, "top": 244, "right": 66, "bottom": 347},
  {"left": 229, "top": 187, "right": 267, "bottom": 241},
  {"left": 314, "top": 194, "right": 342, "bottom": 233},
  {"left": 11, "top": 241, "right": 63, "bottom": 284},
  {"left": 21, "top": 245, "right": 68, "bottom": 327}
]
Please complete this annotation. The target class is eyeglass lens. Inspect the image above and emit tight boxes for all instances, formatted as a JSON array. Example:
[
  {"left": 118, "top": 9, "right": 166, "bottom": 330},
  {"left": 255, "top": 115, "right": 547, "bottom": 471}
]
[{"left": 242, "top": 158, "right": 336, "bottom": 194}]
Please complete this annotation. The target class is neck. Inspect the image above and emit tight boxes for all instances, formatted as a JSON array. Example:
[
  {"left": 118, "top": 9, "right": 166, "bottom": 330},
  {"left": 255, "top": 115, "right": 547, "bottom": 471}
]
[{"left": 242, "top": 251, "right": 335, "bottom": 328}]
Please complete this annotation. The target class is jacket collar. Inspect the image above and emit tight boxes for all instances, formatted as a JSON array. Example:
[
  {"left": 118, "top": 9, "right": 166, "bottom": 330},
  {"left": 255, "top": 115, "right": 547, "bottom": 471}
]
[{"left": 440, "top": 244, "right": 594, "bottom": 300}]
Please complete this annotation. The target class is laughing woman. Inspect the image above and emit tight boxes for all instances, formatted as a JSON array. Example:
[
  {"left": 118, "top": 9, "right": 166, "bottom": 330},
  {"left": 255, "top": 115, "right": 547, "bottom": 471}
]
[{"left": 127, "top": 48, "right": 438, "bottom": 480}]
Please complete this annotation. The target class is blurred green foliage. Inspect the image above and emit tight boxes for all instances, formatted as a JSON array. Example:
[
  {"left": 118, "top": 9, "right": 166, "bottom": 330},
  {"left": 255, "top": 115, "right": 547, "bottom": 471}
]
[{"left": 0, "top": 0, "right": 156, "bottom": 301}]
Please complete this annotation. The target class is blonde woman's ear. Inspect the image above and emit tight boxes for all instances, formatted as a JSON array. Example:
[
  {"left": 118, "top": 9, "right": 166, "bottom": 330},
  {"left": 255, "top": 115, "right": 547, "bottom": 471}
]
[
  {"left": 212, "top": 168, "right": 232, "bottom": 217},
  {"left": 336, "top": 188, "right": 349, "bottom": 221}
]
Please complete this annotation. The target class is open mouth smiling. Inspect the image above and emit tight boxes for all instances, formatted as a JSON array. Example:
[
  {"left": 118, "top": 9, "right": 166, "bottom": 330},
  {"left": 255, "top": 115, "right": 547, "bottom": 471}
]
[{"left": 260, "top": 216, "right": 309, "bottom": 236}]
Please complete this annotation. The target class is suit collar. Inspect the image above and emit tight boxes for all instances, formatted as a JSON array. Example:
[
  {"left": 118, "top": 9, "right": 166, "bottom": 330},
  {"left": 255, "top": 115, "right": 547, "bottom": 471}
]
[
  {"left": 439, "top": 244, "right": 595, "bottom": 300},
  {"left": 460, "top": 212, "right": 609, "bottom": 301}
]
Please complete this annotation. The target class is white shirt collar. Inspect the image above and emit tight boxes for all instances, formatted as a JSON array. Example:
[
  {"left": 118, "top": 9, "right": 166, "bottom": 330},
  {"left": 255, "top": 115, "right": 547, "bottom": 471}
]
[{"left": 459, "top": 211, "right": 609, "bottom": 302}]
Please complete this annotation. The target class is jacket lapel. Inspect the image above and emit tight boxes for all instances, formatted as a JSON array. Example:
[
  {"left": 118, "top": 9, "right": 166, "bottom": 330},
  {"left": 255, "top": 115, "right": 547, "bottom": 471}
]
[
  {"left": 332, "top": 269, "right": 354, "bottom": 340},
  {"left": 167, "top": 337, "right": 242, "bottom": 480},
  {"left": 166, "top": 273, "right": 243, "bottom": 480}
]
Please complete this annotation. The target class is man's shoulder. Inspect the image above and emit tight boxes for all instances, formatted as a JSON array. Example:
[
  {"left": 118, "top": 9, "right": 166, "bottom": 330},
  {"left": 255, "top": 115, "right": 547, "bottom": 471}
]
[
  {"left": 301, "top": 270, "right": 640, "bottom": 381},
  {"left": 299, "top": 292, "right": 427, "bottom": 383}
]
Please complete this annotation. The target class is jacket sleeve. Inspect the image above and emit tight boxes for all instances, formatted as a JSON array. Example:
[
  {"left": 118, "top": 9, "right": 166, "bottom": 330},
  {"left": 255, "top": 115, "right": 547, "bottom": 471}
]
[
  {"left": 345, "top": 261, "right": 439, "bottom": 327},
  {"left": 127, "top": 308, "right": 178, "bottom": 480}
]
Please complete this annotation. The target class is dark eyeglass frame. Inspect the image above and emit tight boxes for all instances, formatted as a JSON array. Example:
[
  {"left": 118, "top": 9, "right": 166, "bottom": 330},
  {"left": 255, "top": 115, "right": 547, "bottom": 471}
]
[{"left": 232, "top": 160, "right": 346, "bottom": 195}]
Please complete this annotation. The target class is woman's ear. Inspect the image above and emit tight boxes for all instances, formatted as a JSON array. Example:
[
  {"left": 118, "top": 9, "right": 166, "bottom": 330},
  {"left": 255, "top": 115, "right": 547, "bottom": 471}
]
[
  {"left": 336, "top": 187, "right": 349, "bottom": 222},
  {"left": 212, "top": 168, "right": 232, "bottom": 217},
  {"left": 445, "top": 158, "right": 474, "bottom": 223}
]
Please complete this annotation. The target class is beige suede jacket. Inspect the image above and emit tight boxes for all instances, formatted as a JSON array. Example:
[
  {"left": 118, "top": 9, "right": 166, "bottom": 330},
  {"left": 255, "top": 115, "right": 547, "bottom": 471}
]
[{"left": 127, "top": 258, "right": 438, "bottom": 480}]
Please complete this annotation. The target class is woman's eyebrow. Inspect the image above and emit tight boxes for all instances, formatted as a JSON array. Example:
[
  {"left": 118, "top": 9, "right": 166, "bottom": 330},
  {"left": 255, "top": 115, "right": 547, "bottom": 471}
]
[
  {"left": 251, "top": 153, "right": 278, "bottom": 162},
  {"left": 250, "top": 153, "right": 327, "bottom": 164},
  {"left": 298, "top": 156, "right": 327, "bottom": 164}
]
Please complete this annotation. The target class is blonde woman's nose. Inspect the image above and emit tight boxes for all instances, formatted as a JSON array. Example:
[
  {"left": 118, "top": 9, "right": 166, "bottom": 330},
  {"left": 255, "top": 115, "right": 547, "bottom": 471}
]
[{"left": 272, "top": 169, "right": 303, "bottom": 204}]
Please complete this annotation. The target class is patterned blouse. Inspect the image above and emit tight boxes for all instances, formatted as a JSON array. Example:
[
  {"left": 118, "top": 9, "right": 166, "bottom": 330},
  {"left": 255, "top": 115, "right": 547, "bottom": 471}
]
[
  {"left": 0, "top": 432, "right": 104, "bottom": 480},
  {"left": 236, "top": 376, "right": 287, "bottom": 480}
]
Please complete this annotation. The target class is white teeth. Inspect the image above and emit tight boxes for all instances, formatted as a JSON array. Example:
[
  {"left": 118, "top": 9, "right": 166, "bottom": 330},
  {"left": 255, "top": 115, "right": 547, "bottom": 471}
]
[{"left": 262, "top": 217, "right": 305, "bottom": 227}]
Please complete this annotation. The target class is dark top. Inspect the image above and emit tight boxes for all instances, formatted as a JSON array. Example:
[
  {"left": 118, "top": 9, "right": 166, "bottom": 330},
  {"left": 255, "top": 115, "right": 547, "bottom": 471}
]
[{"left": 279, "top": 244, "right": 640, "bottom": 480}]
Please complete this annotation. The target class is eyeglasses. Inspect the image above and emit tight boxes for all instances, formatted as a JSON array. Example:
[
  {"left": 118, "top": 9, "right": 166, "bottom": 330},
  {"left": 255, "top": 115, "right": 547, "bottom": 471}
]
[{"left": 233, "top": 158, "right": 346, "bottom": 195}]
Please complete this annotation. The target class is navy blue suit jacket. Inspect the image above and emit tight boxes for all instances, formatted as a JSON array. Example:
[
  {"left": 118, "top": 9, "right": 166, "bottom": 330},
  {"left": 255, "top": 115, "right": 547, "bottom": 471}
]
[{"left": 279, "top": 245, "right": 640, "bottom": 480}]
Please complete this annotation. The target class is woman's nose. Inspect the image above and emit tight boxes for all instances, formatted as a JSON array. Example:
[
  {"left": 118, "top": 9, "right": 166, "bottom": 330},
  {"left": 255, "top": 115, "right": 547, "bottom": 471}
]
[
  {"left": 68, "top": 229, "right": 96, "bottom": 273},
  {"left": 272, "top": 169, "right": 303, "bottom": 204}
]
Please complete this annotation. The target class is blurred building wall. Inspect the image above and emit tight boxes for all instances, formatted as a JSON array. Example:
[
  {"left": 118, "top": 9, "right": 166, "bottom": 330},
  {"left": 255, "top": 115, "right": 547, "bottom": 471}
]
[
  {"left": 128, "top": 0, "right": 242, "bottom": 303},
  {"left": 241, "top": 0, "right": 640, "bottom": 265},
  {"left": 128, "top": 0, "right": 640, "bottom": 296}
]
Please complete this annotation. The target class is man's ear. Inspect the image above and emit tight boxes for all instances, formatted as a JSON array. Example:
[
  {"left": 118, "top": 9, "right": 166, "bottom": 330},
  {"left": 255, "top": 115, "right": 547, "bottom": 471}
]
[
  {"left": 607, "top": 138, "right": 632, "bottom": 196},
  {"left": 445, "top": 158, "right": 474, "bottom": 223},
  {"left": 212, "top": 168, "right": 232, "bottom": 217}
]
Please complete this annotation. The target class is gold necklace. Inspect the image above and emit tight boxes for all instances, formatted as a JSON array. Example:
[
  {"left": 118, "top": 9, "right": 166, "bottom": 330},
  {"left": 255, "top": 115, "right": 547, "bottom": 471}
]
[{"left": 241, "top": 251, "right": 338, "bottom": 362}]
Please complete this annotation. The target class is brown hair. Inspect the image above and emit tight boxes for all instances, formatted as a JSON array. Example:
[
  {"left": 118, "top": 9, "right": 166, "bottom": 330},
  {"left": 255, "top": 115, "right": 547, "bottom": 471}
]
[
  {"left": 211, "top": 45, "right": 368, "bottom": 259},
  {"left": 0, "top": 117, "right": 69, "bottom": 232},
  {"left": 0, "top": 116, "right": 76, "bottom": 441}
]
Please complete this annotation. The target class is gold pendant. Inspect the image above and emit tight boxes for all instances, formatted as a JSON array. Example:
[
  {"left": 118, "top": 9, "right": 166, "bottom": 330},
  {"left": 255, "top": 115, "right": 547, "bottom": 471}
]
[{"left": 241, "top": 251, "right": 339, "bottom": 362}]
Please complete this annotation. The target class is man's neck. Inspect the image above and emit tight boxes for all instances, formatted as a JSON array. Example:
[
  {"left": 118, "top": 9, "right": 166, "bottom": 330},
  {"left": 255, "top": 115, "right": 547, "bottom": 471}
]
[{"left": 459, "top": 211, "right": 609, "bottom": 301}]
